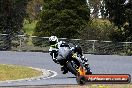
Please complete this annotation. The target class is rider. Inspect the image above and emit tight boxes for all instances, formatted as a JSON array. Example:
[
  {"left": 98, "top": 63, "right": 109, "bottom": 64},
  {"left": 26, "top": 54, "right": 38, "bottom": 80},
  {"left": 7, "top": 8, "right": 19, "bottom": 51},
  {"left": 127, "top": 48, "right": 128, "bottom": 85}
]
[{"left": 49, "top": 36, "right": 92, "bottom": 74}]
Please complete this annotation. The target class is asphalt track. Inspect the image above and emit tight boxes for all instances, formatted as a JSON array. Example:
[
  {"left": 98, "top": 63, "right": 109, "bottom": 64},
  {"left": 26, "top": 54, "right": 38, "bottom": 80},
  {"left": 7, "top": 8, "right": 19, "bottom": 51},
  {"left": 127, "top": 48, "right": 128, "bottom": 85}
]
[{"left": 0, "top": 51, "right": 132, "bottom": 87}]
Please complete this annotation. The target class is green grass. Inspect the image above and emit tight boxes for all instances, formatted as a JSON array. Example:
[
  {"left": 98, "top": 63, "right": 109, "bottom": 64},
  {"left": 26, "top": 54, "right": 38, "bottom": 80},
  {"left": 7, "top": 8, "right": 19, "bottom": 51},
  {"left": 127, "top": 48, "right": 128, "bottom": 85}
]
[
  {"left": 23, "top": 20, "right": 38, "bottom": 45},
  {"left": 23, "top": 20, "right": 38, "bottom": 36},
  {"left": 0, "top": 64, "right": 42, "bottom": 81},
  {"left": 57, "top": 84, "right": 132, "bottom": 88},
  {"left": 89, "top": 18, "right": 112, "bottom": 28}
]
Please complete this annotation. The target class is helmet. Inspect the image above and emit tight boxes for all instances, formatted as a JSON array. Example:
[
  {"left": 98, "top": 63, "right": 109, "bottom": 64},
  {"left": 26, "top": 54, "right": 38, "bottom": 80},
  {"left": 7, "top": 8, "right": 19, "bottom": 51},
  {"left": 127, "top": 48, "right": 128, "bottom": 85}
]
[{"left": 49, "top": 36, "right": 58, "bottom": 45}]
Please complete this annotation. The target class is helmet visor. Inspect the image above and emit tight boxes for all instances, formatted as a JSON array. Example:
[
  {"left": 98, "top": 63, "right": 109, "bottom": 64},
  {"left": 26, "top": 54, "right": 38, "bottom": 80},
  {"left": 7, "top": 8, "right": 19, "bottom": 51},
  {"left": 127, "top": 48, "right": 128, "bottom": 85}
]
[{"left": 49, "top": 41, "right": 57, "bottom": 45}]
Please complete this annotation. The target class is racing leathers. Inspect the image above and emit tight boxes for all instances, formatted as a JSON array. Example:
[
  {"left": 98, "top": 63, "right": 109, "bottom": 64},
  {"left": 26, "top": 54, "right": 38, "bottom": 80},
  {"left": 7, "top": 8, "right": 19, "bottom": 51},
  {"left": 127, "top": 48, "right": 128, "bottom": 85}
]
[{"left": 49, "top": 41, "right": 92, "bottom": 74}]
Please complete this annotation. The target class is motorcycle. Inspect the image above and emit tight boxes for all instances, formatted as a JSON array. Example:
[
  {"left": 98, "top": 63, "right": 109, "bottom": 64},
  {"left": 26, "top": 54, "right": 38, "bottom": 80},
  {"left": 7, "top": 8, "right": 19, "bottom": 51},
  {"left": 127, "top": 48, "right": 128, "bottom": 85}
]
[{"left": 52, "top": 50, "right": 91, "bottom": 76}]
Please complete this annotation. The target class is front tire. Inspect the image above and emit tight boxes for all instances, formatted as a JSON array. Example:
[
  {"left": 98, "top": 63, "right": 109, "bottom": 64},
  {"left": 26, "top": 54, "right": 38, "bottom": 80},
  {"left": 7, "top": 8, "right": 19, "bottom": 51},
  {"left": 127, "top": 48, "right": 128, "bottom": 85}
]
[{"left": 76, "top": 76, "right": 86, "bottom": 85}]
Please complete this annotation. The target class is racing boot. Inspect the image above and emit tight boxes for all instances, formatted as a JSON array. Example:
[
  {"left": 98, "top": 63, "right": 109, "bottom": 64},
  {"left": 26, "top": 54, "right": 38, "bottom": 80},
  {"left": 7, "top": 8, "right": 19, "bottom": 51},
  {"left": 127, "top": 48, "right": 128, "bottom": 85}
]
[
  {"left": 79, "top": 56, "right": 92, "bottom": 74},
  {"left": 84, "top": 63, "right": 92, "bottom": 75},
  {"left": 61, "top": 66, "right": 68, "bottom": 74},
  {"left": 81, "top": 56, "right": 88, "bottom": 62}
]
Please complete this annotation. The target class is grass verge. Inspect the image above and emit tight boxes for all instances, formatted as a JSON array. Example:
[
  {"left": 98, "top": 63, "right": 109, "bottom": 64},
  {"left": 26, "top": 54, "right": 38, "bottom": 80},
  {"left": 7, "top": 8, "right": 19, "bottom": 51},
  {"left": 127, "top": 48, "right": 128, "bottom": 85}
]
[
  {"left": 44, "top": 84, "right": 132, "bottom": 88},
  {"left": 0, "top": 64, "right": 42, "bottom": 81}
]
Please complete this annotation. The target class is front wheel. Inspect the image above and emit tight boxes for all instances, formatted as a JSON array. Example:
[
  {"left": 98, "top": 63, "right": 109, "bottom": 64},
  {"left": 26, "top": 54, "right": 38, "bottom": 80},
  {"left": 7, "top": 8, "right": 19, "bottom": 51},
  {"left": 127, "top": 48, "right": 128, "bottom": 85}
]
[{"left": 76, "top": 76, "right": 86, "bottom": 85}]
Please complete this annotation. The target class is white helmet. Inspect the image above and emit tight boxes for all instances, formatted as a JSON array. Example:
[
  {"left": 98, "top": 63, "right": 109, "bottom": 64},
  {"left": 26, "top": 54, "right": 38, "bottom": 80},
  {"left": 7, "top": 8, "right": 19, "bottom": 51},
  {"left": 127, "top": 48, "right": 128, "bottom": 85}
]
[{"left": 49, "top": 36, "right": 58, "bottom": 45}]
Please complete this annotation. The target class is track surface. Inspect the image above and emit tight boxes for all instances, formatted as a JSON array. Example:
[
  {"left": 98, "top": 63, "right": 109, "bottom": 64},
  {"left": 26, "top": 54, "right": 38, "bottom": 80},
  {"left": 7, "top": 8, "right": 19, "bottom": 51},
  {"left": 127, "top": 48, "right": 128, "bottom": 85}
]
[{"left": 0, "top": 51, "right": 132, "bottom": 86}]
